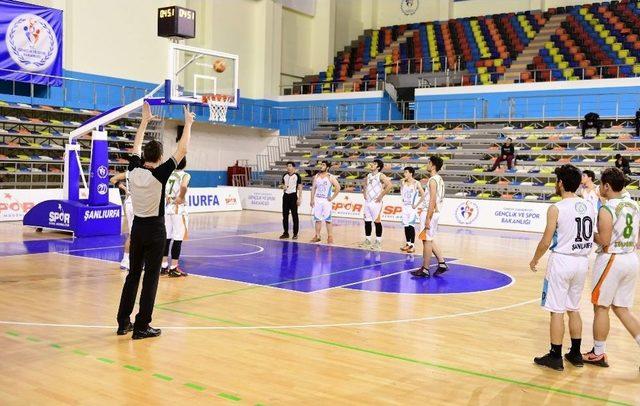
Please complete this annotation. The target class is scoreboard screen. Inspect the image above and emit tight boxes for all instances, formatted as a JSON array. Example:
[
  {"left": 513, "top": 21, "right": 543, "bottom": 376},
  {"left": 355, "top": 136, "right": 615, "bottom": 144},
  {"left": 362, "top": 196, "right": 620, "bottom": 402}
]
[{"left": 158, "top": 6, "right": 196, "bottom": 39}]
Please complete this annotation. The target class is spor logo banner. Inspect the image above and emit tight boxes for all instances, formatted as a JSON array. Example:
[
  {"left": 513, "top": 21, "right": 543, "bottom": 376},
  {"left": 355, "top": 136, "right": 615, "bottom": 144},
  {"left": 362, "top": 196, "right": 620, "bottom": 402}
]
[{"left": 0, "top": 0, "right": 63, "bottom": 86}]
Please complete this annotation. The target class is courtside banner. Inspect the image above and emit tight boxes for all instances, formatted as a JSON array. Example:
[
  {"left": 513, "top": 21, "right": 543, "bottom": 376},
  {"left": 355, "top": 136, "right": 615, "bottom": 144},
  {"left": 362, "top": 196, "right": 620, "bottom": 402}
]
[
  {"left": 0, "top": 0, "right": 63, "bottom": 85},
  {"left": 439, "top": 198, "right": 550, "bottom": 232},
  {"left": 239, "top": 187, "right": 550, "bottom": 232},
  {"left": 185, "top": 187, "right": 242, "bottom": 213},
  {"left": 1, "top": 188, "right": 121, "bottom": 222}
]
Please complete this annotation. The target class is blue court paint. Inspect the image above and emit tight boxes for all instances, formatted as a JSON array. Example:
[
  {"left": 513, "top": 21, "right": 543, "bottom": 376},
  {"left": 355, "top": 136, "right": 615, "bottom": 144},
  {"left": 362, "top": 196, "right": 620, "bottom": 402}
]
[
  {"left": 0, "top": 230, "right": 513, "bottom": 295},
  {"left": 345, "top": 264, "right": 513, "bottom": 294}
]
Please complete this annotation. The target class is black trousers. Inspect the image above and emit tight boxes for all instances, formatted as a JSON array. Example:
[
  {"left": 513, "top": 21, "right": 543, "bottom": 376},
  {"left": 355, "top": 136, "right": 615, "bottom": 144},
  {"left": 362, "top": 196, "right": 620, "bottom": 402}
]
[
  {"left": 282, "top": 193, "right": 299, "bottom": 235},
  {"left": 582, "top": 120, "right": 602, "bottom": 137},
  {"left": 117, "top": 217, "right": 166, "bottom": 330},
  {"left": 635, "top": 120, "right": 639, "bottom": 137}
]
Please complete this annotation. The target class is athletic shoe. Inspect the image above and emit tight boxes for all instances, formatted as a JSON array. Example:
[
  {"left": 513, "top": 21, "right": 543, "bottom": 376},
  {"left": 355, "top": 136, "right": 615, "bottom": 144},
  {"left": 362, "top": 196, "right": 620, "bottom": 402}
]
[
  {"left": 410, "top": 267, "right": 430, "bottom": 278},
  {"left": 371, "top": 241, "right": 381, "bottom": 251},
  {"left": 116, "top": 322, "right": 133, "bottom": 336},
  {"left": 359, "top": 239, "right": 372, "bottom": 248},
  {"left": 120, "top": 258, "right": 129, "bottom": 271},
  {"left": 406, "top": 246, "right": 415, "bottom": 254},
  {"left": 400, "top": 244, "right": 410, "bottom": 252},
  {"left": 582, "top": 350, "right": 609, "bottom": 367},
  {"left": 434, "top": 263, "right": 449, "bottom": 276},
  {"left": 292, "top": 235, "right": 298, "bottom": 240},
  {"left": 564, "top": 352, "right": 584, "bottom": 367},
  {"left": 310, "top": 236, "right": 321, "bottom": 243},
  {"left": 132, "top": 326, "right": 161, "bottom": 340},
  {"left": 160, "top": 267, "right": 169, "bottom": 276},
  {"left": 534, "top": 353, "right": 564, "bottom": 371},
  {"left": 327, "top": 236, "right": 334, "bottom": 244},
  {"left": 168, "top": 267, "right": 188, "bottom": 277},
  {"left": 279, "top": 233, "right": 290, "bottom": 239}
]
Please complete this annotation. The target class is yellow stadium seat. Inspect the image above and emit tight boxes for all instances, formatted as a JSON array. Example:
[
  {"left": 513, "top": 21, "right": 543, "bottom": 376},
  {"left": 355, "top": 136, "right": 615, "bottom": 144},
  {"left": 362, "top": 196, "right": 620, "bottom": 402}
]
[
  {"left": 612, "top": 43, "right": 622, "bottom": 51},
  {"left": 558, "top": 61, "right": 569, "bottom": 69},
  {"left": 545, "top": 42, "right": 554, "bottom": 49},
  {"left": 634, "top": 64, "right": 640, "bottom": 74},
  {"left": 549, "top": 48, "right": 559, "bottom": 56},
  {"left": 625, "top": 56, "right": 636, "bottom": 65},
  {"left": 494, "top": 59, "right": 503, "bottom": 67}
]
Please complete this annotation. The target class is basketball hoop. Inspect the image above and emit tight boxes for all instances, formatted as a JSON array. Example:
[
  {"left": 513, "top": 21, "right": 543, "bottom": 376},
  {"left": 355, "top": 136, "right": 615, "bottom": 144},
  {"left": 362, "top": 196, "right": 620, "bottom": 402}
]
[{"left": 203, "top": 94, "right": 232, "bottom": 122}]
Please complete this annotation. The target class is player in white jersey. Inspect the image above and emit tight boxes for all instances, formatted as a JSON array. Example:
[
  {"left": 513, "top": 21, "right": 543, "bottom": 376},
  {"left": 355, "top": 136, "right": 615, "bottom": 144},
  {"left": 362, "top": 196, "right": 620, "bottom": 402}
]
[
  {"left": 110, "top": 170, "right": 133, "bottom": 271},
  {"left": 582, "top": 168, "right": 640, "bottom": 368},
  {"left": 578, "top": 169, "right": 600, "bottom": 216},
  {"left": 411, "top": 156, "right": 448, "bottom": 277},
  {"left": 400, "top": 166, "right": 424, "bottom": 254},
  {"left": 161, "top": 158, "right": 190, "bottom": 277},
  {"left": 529, "top": 164, "right": 596, "bottom": 371},
  {"left": 359, "top": 159, "right": 392, "bottom": 250},
  {"left": 310, "top": 161, "right": 341, "bottom": 244}
]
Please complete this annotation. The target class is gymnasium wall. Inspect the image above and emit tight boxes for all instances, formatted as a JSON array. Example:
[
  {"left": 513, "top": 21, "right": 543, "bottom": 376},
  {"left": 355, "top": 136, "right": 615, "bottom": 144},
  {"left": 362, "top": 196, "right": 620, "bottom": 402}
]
[
  {"left": 161, "top": 121, "right": 277, "bottom": 187},
  {"left": 281, "top": 0, "right": 335, "bottom": 82}
]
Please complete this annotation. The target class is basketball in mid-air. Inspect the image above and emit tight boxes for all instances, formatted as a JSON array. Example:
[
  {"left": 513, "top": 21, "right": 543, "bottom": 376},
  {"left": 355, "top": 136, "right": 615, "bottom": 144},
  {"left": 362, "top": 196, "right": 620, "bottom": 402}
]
[{"left": 213, "top": 59, "right": 226, "bottom": 73}]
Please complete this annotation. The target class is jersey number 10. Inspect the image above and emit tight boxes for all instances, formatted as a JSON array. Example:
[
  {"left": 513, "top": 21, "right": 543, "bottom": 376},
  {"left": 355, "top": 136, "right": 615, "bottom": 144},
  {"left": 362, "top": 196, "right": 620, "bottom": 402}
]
[{"left": 574, "top": 217, "right": 593, "bottom": 242}]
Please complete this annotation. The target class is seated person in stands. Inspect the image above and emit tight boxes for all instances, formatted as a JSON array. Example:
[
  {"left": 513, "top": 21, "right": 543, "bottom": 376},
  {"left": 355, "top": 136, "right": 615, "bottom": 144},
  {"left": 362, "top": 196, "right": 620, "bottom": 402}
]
[
  {"left": 635, "top": 108, "right": 640, "bottom": 138},
  {"left": 488, "top": 138, "right": 515, "bottom": 171},
  {"left": 582, "top": 112, "right": 602, "bottom": 138},
  {"left": 615, "top": 153, "right": 631, "bottom": 175}
]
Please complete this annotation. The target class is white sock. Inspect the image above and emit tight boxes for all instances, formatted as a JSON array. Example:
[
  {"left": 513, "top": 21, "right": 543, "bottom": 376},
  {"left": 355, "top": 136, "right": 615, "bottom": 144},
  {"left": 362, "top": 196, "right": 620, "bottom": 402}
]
[
  {"left": 121, "top": 256, "right": 128, "bottom": 264},
  {"left": 170, "top": 264, "right": 177, "bottom": 270},
  {"left": 594, "top": 340, "right": 606, "bottom": 355},
  {"left": 161, "top": 261, "right": 168, "bottom": 268},
  {"left": 365, "top": 236, "right": 371, "bottom": 242},
  {"left": 407, "top": 242, "right": 414, "bottom": 247},
  {"left": 635, "top": 335, "right": 640, "bottom": 346},
  {"left": 376, "top": 237, "right": 382, "bottom": 243}
]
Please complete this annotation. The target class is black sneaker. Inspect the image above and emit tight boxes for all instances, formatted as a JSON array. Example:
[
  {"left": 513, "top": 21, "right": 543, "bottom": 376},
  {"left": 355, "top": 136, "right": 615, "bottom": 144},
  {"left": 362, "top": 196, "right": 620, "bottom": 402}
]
[
  {"left": 279, "top": 233, "right": 290, "bottom": 239},
  {"left": 160, "top": 267, "right": 169, "bottom": 276},
  {"left": 434, "top": 263, "right": 449, "bottom": 276},
  {"left": 168, "top": 267, "right": 188, "bottom": 277},
  {"left": 410, "top": 267, "right": 431, "bottom": 278},
  {"left": 132, "top": 326, "right": 161, "bottom": 340},
  {"left": 292, "top": 235, "right": 298, "bottom": 240},
  {"left": 116, "top": 322, "right": 133, "bottom": 336},
  {"left": 534, "top": 353, "right": 564, "bottom": 371},
  {"left": 564, "top": 352, "right": 584, "bottom": 367}
]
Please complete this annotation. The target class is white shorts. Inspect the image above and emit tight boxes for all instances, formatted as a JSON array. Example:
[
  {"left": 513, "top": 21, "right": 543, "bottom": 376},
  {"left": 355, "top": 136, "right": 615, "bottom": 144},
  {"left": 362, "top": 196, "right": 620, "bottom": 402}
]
[
  {"left": 364, "top": 201, "right": 383, "bottom": 222},
  {"left": 165, "top": 213, "right": 189, "bottom": 241},
  {"left": 591, "top": 252, "right": 639, "bottom": 308},
  {"left": 402, "top": 205, "right": 419, "bottom": 227},
  {"left": 418, "top": 211, "right": 440, "bottom": 241},
  {"left": 124, "top": 197, "right": 133, "bottom": 232},
  {"left": 541, "top": 253, "right": 589, "bottom": 313},
  {"left": 313, "top": 199, "right": 332, "bottom": 222}
]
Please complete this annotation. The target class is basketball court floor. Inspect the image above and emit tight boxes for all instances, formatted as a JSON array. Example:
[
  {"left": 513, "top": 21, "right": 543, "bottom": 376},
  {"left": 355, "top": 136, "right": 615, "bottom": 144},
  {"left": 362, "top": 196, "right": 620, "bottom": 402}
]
[{"left": 1, "top": 211, "right": 639, "bottom": 405}]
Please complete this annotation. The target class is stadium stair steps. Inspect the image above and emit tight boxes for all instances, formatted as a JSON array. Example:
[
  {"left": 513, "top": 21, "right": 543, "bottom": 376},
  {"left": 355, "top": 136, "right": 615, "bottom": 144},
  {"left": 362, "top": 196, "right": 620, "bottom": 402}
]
[{"left": 498, "top": 13, "right": 567, "bottom": 84}]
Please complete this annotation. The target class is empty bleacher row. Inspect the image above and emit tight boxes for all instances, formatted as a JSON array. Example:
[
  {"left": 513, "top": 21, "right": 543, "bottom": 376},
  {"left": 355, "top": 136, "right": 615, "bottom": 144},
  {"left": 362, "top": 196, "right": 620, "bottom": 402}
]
[
  {"left": 0, "top": 101, "right": 156, "bottom": 189},
  {"left": 258, "top": 121, "right": 639, "bottom": 202},
  {"left": 290, "top": 1, "right": 640, "bottom": 93}
]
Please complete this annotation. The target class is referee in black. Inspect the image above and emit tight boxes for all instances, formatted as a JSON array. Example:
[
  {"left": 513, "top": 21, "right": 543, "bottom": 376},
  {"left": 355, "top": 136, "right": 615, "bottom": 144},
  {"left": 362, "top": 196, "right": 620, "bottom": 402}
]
[
  {"left": 116, "top": 103, "right": 194, "bottom": 340},
  {"left": 279, "top": 161, "right": 302, "bottom": 240}
]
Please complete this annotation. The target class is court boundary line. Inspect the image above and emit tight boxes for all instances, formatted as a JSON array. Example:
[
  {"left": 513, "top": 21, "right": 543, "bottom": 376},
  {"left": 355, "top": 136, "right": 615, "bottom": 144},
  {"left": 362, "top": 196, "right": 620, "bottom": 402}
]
[
  {"left": 313, "top": 263, "right": 516, "bottom": 295},
  {"left": 180, "top": 243, "right": 264, "bottom": 258},
  {"left": 0, "top": 298, "right": 538, "bottom": 330}
]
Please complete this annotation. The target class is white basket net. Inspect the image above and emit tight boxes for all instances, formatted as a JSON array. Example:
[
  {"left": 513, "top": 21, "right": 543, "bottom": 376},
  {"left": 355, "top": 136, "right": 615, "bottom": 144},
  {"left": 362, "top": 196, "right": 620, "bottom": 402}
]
[{"left": 204, "top": 94, "right": 232, "bottom": 122}]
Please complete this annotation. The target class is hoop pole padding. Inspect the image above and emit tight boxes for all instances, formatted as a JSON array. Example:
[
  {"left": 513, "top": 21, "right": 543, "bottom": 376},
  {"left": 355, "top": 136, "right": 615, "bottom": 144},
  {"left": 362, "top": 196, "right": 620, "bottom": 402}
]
[{"left": 63, "top": 143, "right": 81, "bottom": 201}]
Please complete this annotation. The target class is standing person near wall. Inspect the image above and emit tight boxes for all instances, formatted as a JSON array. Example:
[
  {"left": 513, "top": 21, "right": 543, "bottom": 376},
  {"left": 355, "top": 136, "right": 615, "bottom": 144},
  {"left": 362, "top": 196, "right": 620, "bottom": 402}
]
[
  {"left": 116, "top": 103, "right": 194, "bottom": 340},
  {"left": 635, "top": 108, "right": 640, "bottom": 138},
  {"left": 280, "top": 161, "right": 302, "bottom": 240},
  {"left": 359, "top": 159, "right": 393, "bottom": 251}
]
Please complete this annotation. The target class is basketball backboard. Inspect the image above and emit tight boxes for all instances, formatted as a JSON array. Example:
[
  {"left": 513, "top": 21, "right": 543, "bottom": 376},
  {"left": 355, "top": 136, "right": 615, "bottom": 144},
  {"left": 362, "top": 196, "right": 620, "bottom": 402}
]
[{"left": 168, "top": 43, "right": 239, "bottom": 108}]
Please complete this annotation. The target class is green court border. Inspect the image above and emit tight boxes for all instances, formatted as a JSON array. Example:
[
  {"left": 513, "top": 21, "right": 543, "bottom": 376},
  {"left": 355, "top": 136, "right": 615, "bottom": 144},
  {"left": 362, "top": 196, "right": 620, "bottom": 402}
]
[
  {"left": 155, "top": 305, "right": 633, "bottom": 406},
  {"left": 4, "top": 331, "right": 250, "bottom": 403}
]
